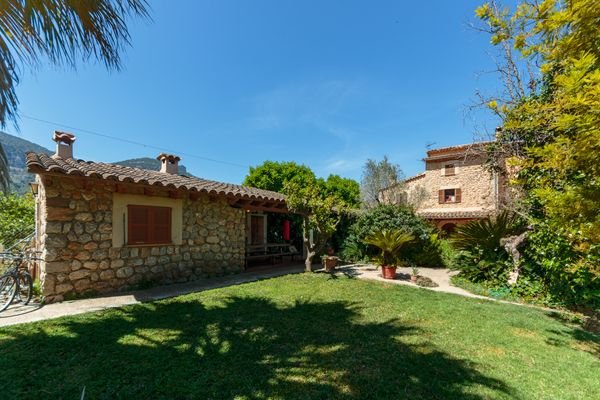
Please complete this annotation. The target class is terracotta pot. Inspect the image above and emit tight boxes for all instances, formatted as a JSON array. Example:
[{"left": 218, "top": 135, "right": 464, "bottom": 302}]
[
  {"left": 324, "top": 256, "right": 337, "bottom": 272},
  {"left": 381, "top": 265, "right": 397, "bottom": 279},
  {"left": 411, "top": 275, "right": 418, "bottom": 283}
]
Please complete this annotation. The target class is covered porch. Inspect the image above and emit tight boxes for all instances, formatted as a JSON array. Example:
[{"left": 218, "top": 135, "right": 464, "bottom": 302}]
[{"left": 228, "top": 197, "right": 304, "bottom": 269}]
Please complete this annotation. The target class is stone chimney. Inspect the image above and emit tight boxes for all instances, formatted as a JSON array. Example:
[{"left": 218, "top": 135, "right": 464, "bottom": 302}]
[
  {"left": 52, "top": 131, "right": 76, "bottom": 159},
  {"left": 157, "top": 153, "right": 181, "bottom": 174}
]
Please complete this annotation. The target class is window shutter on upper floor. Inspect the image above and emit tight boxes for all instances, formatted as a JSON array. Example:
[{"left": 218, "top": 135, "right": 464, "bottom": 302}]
[
  {"left": 455, "top": 188, "right": 462, "bottom": 203},
  {"left": 438, "top": 190, "right": 444, "bottom": 204}
]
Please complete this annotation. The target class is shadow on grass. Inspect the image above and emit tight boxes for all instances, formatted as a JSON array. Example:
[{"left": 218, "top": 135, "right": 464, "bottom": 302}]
[
  {"left": 0, "top": 297, "right": 515, "bottom": 399},
  {"left": 545, "top": 311, "right": 600, "bottom": 358}
]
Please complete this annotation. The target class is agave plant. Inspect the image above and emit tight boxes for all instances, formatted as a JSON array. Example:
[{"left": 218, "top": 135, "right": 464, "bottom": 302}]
[{"left": 364, "top": 229, "right": 414, "bottom": 266}]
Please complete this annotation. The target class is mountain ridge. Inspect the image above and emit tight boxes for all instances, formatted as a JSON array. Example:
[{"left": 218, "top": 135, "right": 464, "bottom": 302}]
[{"left": 0, "top": 132, "right": 193, "bottom": 194}]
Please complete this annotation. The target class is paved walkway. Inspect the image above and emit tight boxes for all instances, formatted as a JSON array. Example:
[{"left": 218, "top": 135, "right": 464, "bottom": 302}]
[
  {"left": 338, "top": 264, "right": 489, "bottom": 299},
  {"left": 0, "top": 264, "right": 304, "bottom": 327}
]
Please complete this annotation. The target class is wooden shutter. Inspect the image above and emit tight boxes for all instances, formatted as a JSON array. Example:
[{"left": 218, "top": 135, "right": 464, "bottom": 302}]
[
  {"left": 455, "top": 188, "right": 462, "bottom": 203},
  {"left": 438, "top": 190, "right": 444, "bottom": 204},
  {"left": 128, "top": 205, "right": 172, "bottom": 245},
  {"left": 128, "top": 205, "right": 149, "bottom": 244},
  {"left": 151, "top": 207, "right": 171, "bottom": 244}
]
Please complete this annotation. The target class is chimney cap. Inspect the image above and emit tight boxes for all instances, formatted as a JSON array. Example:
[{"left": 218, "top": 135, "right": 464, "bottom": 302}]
[
  {"left": 157, "top": 153, "right": 181, "bottom": 162},
  {"left": 53, "top": 131, "right": 76, "bottom": 144}
]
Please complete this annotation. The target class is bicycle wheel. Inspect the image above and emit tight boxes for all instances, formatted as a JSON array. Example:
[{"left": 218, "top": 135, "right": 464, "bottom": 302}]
[
  {"left": 17, "top": 271, "right": 33, "bottom": 305},
  {"left": 0, "top": 275, "right": 17, "bottom": 312}
]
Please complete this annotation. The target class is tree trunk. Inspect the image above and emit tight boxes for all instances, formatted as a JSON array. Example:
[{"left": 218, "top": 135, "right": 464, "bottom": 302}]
[
  {"left": 301, "top": 216, "right": 313, "bottom": 272},
  {"left": 305, "top": 250, "right": 316, "bottom": 272},
  {"left": 500, "top": 231, "right": 528, "bottom": 286},
  {"left": 301, "top": 215, "right": 330, "bottom": 272}
]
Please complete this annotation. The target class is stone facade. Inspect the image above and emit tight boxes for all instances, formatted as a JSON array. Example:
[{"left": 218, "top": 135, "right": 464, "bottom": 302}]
[
  {"left": 380, "top": 142, "right": 507, "bottom": 230},
  {"left": 37, "top": 175, "right": 245, "bottom": 302}
]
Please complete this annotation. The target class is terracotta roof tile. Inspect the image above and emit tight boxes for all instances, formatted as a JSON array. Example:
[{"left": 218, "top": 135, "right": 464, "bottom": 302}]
[
  {"left": 26, "top": 152, "right": 286, "bottom": 203},
  {"left": 425, "top": 141, "right": 492, "bottom": 159},
  {"left": 417, "top": 210, "right": 493, "bottom": 219}
]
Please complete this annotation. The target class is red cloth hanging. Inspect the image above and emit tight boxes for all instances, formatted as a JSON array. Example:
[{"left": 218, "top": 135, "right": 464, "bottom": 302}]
[{"left": 282, "top": 220, "right": 291, "bottom": 241}]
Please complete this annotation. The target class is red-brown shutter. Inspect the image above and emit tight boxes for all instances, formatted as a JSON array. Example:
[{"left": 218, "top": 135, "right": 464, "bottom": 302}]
[
  {"left": 127, "top": 205, "right": 172, "bottom": 245},
  {"left": 151, "top": 207, "right": 171, "bottom": 244},
  {"left": 128, "top": 205, "right": 149, "bottom": 244},
  {"left": 438, "top": 190, "right": 444, "bottom": 204},
  {"left": 455, "top": 188, "right": 462, "bottom": 203}
]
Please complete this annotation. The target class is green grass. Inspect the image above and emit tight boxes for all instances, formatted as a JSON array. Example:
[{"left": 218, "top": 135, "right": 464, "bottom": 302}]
[{"left": 0, "top": 273, "right": 598, "bottom": 399}]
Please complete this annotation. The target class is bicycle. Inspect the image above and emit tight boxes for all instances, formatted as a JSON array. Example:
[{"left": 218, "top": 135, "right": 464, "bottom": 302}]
[{"left": 0, "top": 251, "right": 39, "bottom": 312}]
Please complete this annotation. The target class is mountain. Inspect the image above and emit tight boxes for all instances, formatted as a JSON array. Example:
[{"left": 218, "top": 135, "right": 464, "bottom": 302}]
[
  {"left": 0, "top": 132, "right": 193, "bottom": 195},
  {"left": 114, "top": 157, "right": 193, "bottom": 176},
  {"left": 0, "top": 132, "right": 52, "bottom": 194}
]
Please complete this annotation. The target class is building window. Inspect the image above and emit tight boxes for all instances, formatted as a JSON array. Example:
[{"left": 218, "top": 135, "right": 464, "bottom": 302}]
[
  {"left": 127, "top": 205, "right": 172, "bottom": 245},
  {"left": 444, "top": 163, "right": 456, "bottom": 176},
  {"left": 438, "top": 188, "right": 461, "bottom": 204}
]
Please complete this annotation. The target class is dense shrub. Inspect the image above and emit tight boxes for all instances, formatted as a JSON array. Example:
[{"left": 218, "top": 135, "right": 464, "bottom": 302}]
[
  {"left": 523, "top": 223, "right": 600, "bottom": 309},
  {"left": 450, "top": 212, "right": 521, "bottom": 284},
  {"left": 448, "top": 211, "right": 599, "bottom": 309},
  {"left": 340, "top": 205, "right": 443, "bottom": 266},
  {"left": 0, "top": 193, "right": 34, "bottom": 249}
]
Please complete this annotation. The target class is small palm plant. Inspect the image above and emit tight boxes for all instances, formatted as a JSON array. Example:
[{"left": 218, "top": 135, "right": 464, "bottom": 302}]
[
  {"left": 450, "top": 211, "right": 521, "bottom": 283},
  {"left": 451, "top": 211, "right": 519, "bottom": 254},
  {"left": 364, "top": 229, "right": 414, "bottom": 279}
]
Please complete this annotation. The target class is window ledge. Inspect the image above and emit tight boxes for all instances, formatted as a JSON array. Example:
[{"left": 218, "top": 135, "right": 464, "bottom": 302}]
[{"left": 125, "top": 242, "right": 174, "bottom": 248}]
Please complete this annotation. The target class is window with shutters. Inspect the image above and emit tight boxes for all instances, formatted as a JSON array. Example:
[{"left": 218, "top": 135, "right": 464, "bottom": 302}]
[
  {"left": 438, "top": 188, "right": 461, "bottom": 204},
  {"left": 444, "top": 163, "right": 456, "bottom": 176},
  {"left": 127, "top": 205, "right": 172, "bottom": 245}
]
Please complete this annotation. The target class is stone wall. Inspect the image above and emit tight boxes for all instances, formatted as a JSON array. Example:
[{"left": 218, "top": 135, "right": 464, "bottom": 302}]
[
  {"left": 38, "top": 175, "right": 245, "bottom": 302},
  {"left": 409, "top": 155, "right": 496, "bottom": 212},
  {"left": 380, "top": 154, "right": 501, "bottom": 214}
]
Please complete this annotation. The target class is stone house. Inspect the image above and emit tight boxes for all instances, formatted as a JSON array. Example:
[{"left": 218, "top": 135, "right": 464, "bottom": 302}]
[
  {"left": 379, "top": 142, "right": 508, "bottom": 232},
  {"left": 27, "top": 132, "right": 288, "bottom": 302}
]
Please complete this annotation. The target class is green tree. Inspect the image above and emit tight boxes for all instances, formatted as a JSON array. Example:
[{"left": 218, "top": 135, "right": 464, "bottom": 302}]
[
  {"left": 360, "top": 156, "right": 404, "bottom": 208},
  {"left": 0, "top": 0, "right": 150, "bottom": 192},
  {"left": 476, "top": 0, "right": 600, "bottom": 306},
  {"left": 245, "top": 161, "right": 357, "bottom": 271},
  {"left": 243, "top": 161, "right": 315, "bottom": 193},
  {"left": 318, "top": 174, "right": 360, "bottom": 209},
  {"left": 0, "top": 193, "right": 34, "bottom": 249},
  {"left": 284, "top": 178, "right": 351, "bottom": 272}
]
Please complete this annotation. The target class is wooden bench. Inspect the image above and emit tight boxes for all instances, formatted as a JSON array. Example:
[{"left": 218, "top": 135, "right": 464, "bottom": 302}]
[{"left": 245, "top": 244, "right": 301, "bottom": 267}]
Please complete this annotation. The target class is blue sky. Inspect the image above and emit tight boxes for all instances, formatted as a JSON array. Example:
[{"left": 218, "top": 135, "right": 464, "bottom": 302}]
[{"left": 6, "top": 0, "right": 501, "bottom": 184}]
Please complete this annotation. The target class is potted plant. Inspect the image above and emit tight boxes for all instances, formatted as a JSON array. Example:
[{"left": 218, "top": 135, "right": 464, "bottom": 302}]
[
  {"left": 364, "top": 229, "right": 414, "bottom": 280},
  {"left": 320, "top": 245, "right": 338, "bottom": 272},
  {"left": 322, "top": 255, "right": 338, "bottom": 272},
  {"left": 411, "top": 266, "right": 420, "bottom": 283}
]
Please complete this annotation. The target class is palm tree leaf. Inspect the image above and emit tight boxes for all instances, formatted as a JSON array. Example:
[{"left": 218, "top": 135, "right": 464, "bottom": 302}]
[{"left": 0, "top": 0, "right": 150, "bottom": 127}]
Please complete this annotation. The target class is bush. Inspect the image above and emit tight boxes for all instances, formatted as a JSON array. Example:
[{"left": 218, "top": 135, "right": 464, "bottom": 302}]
[
  {"left": 523, "top": 223, "right": 600, "bottom": 310},
  {"left": 0, "top": 193, "right": 34, "bottom": 249},
  {"left": 450, "top": 212, "right": 521, "bottom": 284},
  {"left": 340, "top": 205, "right": 442, "bottom": 266}
]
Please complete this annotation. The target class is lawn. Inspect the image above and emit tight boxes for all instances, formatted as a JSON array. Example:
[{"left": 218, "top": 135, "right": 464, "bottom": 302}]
[{"left": 0, "top": 273, "right": 598, "bottom": 399}]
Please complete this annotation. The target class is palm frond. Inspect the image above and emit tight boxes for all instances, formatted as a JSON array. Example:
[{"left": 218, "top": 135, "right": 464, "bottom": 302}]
[
  {"left": 364, "top": 229, "right": 414, "bottom": 265},
  {"left": 451, "top": 211, "right": 519, "bottom": 253},
  {"left": 0, "top": 0, "right": 150, "bottom": 126}
]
